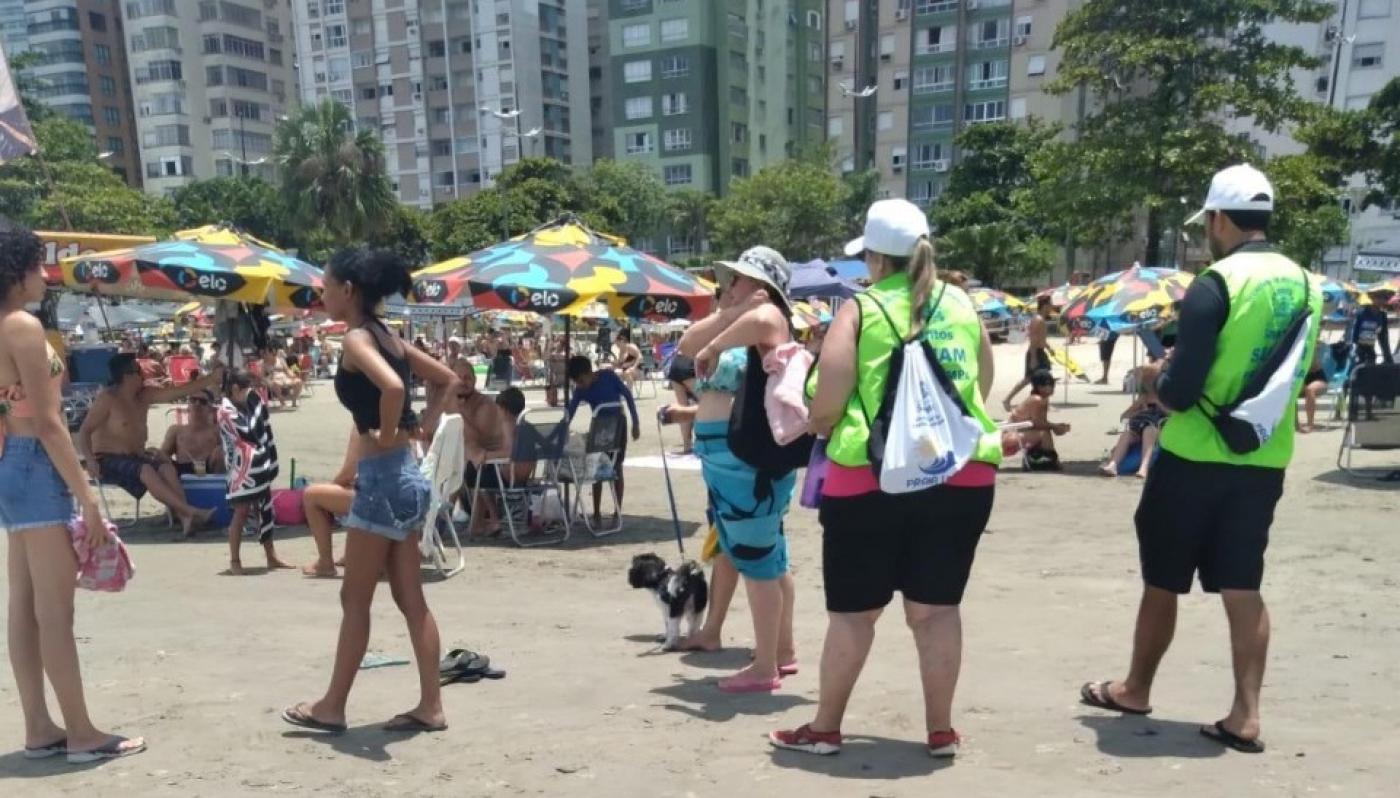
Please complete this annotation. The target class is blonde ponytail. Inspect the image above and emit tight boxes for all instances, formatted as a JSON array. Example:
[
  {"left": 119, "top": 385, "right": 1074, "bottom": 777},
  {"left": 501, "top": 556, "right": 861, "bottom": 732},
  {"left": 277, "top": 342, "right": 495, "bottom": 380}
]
[{"left": 906, "top": 237, "right": 938, "bottom": 337}]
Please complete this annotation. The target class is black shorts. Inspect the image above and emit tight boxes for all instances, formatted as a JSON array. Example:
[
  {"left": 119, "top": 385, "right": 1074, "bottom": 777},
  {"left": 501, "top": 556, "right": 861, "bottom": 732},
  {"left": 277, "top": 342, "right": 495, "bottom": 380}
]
[
  {"left": 1025, "top": 348, "right": 1051, "bottom": 380},
  {"left": 1135, "top": 450, "right": 1284, "bottom": 594},
  {"left": 1099, "top": 332, "right": 1120, "bottom": 363},
  {"left": 667, "top": 354, "right": 696, "bottom": 383},
  {"left": 820, "top": 485, "right": 994, "bottom": 612},
  {"left": 1127, "top": 407, "right": 1166, "bottom": 436}
]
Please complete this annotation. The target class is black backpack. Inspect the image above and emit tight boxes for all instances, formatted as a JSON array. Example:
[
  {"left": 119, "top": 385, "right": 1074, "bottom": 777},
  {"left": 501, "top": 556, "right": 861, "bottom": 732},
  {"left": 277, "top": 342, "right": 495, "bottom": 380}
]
[{"left": 727, "top": 346, "right": 815, "bottom": 478}]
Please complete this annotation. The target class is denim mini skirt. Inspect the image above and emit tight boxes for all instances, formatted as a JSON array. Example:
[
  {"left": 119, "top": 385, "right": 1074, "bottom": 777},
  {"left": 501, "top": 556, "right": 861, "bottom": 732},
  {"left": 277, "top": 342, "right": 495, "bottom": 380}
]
[
  {"left": 347, "top": 445, "right": 430, "bottom": 541},
  {"left": 0, "top": 437, "right": 74, "bottom": 532}
]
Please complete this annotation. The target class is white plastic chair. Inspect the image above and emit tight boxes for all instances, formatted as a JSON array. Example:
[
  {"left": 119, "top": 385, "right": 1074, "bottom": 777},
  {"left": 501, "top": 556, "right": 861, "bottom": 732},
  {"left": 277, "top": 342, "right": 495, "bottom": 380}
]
[
  {"left": 419, "top": 413, "right": 467, "bottom": 578},
  {"left": 559, "top": 401, "right": 626, "bottom": 537}
]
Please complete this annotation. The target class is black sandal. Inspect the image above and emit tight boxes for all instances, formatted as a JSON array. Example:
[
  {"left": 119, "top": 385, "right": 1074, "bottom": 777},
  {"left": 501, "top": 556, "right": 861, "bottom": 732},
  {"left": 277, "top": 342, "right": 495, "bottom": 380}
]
[
  {"left": 1199, "top": 721, "right": 1264, "bottom": 753},
  {"left": 1079, "top": 681, "right": 1152, "bottom": 715}
]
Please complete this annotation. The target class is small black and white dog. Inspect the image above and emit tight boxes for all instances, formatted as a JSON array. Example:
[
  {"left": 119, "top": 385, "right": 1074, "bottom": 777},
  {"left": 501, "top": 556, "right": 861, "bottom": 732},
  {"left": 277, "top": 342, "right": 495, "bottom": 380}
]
[{"left": 627, "top": 553, "right": 708, "bottom": 650}]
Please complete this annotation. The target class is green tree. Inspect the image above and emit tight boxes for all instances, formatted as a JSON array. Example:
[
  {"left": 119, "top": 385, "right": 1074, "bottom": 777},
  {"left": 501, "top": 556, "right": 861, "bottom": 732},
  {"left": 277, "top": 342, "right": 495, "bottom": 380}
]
[
  {"left": 709, "top": 157, "right": 848, "bottom": 261},
  {"left": 426, "top": 188, "right": 510, "bottom": 260},
  {"left": 1264, "top": 153, "right": 1349, "bottom": 270},
  {"left": 933, "top": 119, "right": 1059, "bottom": 232},
  {"left": 839, "top": 169, "right": 881, "bottom": 241},
  {"left": 935, "top": 223, "right": 1055, "bottom": 286},
  {"left": 666, "top": 189, "right": 715, "bottom": 255},
  {"left": 273, "top": 99, "right": 396, "bottom": 246},
  {"left": 1361, "top": 77, "right": 1400, "bottom": 204},
  {"left": 368, "top": 204, "right": 431, "bottom": 268},
  {"left": 578, "top": 159, "right": 668, "bottom": 242},
  {"left": 169, "top": 176, "right": 292, "bottom": 245},
  {"left": 1049, "top": 0, "right": 1334, "bottom": 264}
]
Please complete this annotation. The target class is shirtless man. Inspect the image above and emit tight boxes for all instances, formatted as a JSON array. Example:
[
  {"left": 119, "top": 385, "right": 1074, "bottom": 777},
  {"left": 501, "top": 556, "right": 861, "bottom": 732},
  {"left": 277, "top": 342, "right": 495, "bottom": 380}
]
[
  {"left": 1005, "top": 368, "right": 1071, "bottom": 470},
  {"left": 454, "top": 365, "right": 507, "bottom": 537},
  {"left": 1004, "top": 296, "right": 1055, "bottom": 410},
  {"left": 79, "top": 353, "right": 222, "bottom": 537},
  {"left": 158, "top": 389, "right": 224, "bottom": 476},
  {"left": 615, "top": 328, "right": 643, "bottom": 389}
]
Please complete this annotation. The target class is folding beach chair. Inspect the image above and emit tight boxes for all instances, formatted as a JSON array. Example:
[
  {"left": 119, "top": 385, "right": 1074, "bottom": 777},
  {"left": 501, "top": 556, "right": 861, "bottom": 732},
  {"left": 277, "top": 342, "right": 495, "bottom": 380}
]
[
  {"left": 632, "top": 351, "right": 659, "bottom": 399},
  {"left": 470, "top": 406, "right": 571, "bottom": 547},
  {"left": 559, "top": 401, "right": 627, "bottom": 537},
  {"left": 1337, "top": 363, "right": 1400, "bottom": 479},
  {"left": 419, "top": 413, "right": 466, "bottom": 578}
]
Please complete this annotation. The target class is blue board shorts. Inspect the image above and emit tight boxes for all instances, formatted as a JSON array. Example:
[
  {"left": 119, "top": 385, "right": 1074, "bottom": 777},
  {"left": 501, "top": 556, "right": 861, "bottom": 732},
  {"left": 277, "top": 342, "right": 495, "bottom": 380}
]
[
  {"left": 0, "top": 437, "right": 73, "bottom": 532},
  {"left": 693, "top": 420, "right": 794, "bottom": 581},
  {"left": 347, "top": 446, "right": 431, "bottom": 541}
]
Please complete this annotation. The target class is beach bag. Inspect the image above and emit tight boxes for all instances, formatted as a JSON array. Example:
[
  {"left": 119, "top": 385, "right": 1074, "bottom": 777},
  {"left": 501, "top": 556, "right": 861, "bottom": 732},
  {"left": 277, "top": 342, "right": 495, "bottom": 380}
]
[
  {"left": 727, "top": 346, "right": 814, "bottom": 475},
  {"left": 68, "top": 516, "right": 134, "bottom": 592},
  {"left": 272, "top": 488, "right": 307, "bottom": 526},
  {"left": 861, "top": 286, "right": 985, "bottom": 494},
  {"left": 1197, "top": 269, "right": 1314, "bottom": 455}
]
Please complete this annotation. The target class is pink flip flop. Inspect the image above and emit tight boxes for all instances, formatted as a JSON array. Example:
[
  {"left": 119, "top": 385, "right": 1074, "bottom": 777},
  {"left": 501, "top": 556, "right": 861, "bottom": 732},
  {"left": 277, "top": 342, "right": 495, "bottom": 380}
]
[
  {"left": 778, "top": 660, "right": 799, "bottom": 677},
  {"left": 718, "top": 675, "right": 782, "bottom": 694}
]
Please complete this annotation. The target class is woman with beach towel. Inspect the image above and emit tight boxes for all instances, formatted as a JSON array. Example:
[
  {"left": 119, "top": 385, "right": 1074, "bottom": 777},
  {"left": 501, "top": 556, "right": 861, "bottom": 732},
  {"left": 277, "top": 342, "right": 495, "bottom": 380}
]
[{"left": 677, "top": 246, "right": 800, "bottom": 693}]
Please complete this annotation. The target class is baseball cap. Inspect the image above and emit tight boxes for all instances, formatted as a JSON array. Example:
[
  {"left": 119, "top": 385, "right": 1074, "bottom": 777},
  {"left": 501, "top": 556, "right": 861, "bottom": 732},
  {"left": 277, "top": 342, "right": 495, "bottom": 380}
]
[
  {"left": 845, "top": 198, "right": 931, "bottom": 257},
  {"left": 714, "top": 246, "right": 793, "bottom": 316},
  {"left": 1185, "top": 164, "right": 1274, "bottom": 225}
]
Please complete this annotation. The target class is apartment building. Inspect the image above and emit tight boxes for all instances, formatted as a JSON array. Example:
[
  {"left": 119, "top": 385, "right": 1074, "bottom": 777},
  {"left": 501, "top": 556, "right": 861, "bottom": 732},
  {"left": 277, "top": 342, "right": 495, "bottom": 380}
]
[
  {"left": 21, "top": 0, "right": 140, "bottom": 184},
  {"left": 607, "top": 0, "right": 827, "bottom": 202},
  {"left": 1, "top": 0, "right": 26, "bottom": 59},
  {"left": 119, "top": 0, "right": 296, "bottom": 195},
  {"left": 587, "top": 0, "right": 613, "bottom": 161},
  {"left": 290, "top": 0, "right": 592, "bottom": 210}
]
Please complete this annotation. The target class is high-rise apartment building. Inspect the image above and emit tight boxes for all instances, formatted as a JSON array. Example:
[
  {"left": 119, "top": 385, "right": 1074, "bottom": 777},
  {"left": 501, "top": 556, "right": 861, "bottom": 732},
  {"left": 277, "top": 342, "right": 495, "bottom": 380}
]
[
  {"left": 290, "top": 0, "right": 592, "bottom": 210},
  {"left": 607, "top": 0, "right": 827, "bottom": 198},
  {"left": 21, "top": 0, "right": 140, "bottom": 184},
  {"left": 1, "top": 0, "right": 26, "bottom": 59},
  {"left": 826, "top": 0, "right": 1013, "bottom": 208},
  {"left": 587, "top": 0, "right": 613, "bottom": 162},
  {"left": 120, "top": 0, "right": 296, "bottom": 195}
]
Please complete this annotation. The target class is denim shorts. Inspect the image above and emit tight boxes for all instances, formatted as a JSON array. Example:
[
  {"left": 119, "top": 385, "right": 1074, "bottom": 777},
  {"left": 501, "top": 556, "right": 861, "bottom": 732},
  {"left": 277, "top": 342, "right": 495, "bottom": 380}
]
[
  {"left": 0, "top": 437, "right": 74, "bottom": 532},
  {"left": 347, "top": 446, "right": 430, "bottom": 541}
]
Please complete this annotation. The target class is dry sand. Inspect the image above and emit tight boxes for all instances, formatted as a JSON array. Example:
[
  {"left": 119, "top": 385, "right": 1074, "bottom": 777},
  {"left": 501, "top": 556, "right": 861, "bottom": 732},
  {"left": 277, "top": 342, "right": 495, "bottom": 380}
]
[{"left": 1, "top": 339, "right": 1397, "bottom": 797}]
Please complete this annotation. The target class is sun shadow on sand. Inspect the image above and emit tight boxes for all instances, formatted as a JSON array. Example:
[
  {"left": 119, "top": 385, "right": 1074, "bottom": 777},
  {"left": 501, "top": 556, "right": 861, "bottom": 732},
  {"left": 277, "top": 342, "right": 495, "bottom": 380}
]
[
  {"left": 282, "top": 724, "right": 437, "bottom": 762},
  {"left": 1312, "top": 469, "right": 1400, "bottom": 492},
  {"left": 767, "top": 736, "right": 956, "bottom": 780},
  {"left": 0, "top": 750, "right": 108, "bottom": 778},
  {"left": 649, "top": 676, "right": 813, "bottom": 722},
  {"left": 464, "top": 515, "right": 703, "bottom": 551},
  {"left": 1075, "top": 714, "right": 1227, "bottom": 759}
]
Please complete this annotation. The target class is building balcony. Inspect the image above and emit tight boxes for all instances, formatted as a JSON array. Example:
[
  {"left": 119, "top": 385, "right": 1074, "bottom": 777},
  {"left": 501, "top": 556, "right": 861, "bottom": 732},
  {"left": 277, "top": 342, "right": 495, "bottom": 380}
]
[
  {"left": 973, "top": 37, "right": 1010, "bottom": 50},
  {"left": 967, "top": 77, "right": 1008, "bottom": 91},
  {"left": 915, "top": 0, "right": 959, "bottom": 15},
  {"left": 915, "top": 42, "right": 956, "bottom": 56},
  {"left": 913, "top": 81, "right": 955, "bottom": 95}
]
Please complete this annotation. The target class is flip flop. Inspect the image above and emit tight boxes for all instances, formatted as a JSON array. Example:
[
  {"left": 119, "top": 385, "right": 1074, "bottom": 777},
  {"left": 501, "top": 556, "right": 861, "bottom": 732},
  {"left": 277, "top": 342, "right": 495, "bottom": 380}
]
[
  {"left": 1199, "top": 721, "right": 1265, "bottom": 754},
  {"left": 66, "top": 735, "right": 146, "bottom": 764},
  {"left": 384, "top": 713, "right": 448, "bottom": 733},
  {"left": 1079, "top": 681, "right": 1152, "bottom": 715},
  {"left": 23, "top": 738, "right": 66, "bottom": 760},
  {"left": 779, "top": 660, "right": 799, "bottom": 677},
  {"left": 280, "top": 705, "right": 347, "bottom": 735}
]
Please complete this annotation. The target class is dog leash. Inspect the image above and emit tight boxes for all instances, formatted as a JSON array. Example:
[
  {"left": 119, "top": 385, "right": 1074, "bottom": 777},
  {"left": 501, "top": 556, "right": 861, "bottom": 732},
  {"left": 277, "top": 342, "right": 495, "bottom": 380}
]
[{"left": 654, "top": 410, "right": 688, "bottom": 560}]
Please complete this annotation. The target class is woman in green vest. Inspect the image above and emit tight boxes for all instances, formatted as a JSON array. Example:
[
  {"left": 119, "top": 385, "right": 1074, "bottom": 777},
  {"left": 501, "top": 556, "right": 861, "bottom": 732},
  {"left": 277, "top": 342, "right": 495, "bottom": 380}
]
[{"left": 770, "top": 200, "right": 1000, "bottom": 759}]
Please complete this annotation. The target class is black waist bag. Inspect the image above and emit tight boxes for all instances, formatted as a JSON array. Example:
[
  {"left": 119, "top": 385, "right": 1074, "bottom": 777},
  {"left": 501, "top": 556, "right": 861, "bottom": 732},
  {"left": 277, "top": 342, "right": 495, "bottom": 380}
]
[
  {"left": 1199, "top": 301, "right": 1313, "bottom": 455},
  {"left": 727, "top": 346, "right": 814, "bottom": 496}
]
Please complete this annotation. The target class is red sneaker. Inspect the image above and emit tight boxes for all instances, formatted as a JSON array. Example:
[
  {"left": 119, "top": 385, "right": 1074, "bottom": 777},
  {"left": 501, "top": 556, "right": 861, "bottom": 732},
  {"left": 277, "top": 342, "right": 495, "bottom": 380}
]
[
  {"left": 769, "top": 724, "right": 842, "bottom": 756},
  {"left": 927, "top": 729, "right": 960, "bottom": 758}
]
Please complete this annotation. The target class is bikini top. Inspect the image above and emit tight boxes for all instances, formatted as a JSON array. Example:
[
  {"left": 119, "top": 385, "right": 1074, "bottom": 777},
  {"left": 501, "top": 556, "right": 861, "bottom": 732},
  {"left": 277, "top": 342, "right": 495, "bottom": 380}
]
[
  {"left": 0, "top": 343, "right": 66, "bottom": 421},
  {"left": 694, "top": 346, "right": 746, "bottom": 395}
]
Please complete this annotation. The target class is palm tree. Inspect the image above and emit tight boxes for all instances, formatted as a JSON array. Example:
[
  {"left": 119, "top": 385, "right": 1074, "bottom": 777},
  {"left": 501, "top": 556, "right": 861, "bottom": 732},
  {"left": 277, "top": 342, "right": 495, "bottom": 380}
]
[
  {"left": 273, "top": 99, "right": 396, "bottom": 246},
  {"left": 667, "top": 189, "right": 714, "bottom": 256}
]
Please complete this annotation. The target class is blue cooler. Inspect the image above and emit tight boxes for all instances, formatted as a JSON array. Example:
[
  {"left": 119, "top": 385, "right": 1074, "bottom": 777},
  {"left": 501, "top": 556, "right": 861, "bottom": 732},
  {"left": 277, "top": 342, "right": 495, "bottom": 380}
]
[
  {"left": 69, "top": 346, "right": 118, "bottom": 385},
  {"left": 181, "top": 474, "right": 233, "bottom": 526}
]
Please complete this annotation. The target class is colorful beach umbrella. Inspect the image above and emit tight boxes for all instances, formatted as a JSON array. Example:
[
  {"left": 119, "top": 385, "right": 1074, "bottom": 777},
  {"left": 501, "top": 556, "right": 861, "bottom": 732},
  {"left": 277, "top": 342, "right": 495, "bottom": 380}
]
[
  {"left": 968, "top": 287, "right": 1030, "bottom": 317},
  {"left": 1034, "top": 283, "right": 1086, "bottom": 309},
  {"left": 60, "top": 225, "right": 323, "bottom": 309},
  {"left": 412, "top": 215, "right": 714, "bottom": 322},
  {"left": 792, "top": 299, "right": 834, "bottom": 331},
  {"left": 1060, "top": 265, "right": 1194, "bottom": 335}
]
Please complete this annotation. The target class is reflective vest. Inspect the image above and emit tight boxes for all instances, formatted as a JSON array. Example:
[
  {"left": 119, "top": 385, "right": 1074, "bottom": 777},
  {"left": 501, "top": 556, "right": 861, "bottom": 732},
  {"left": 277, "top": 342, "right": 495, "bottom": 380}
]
[{"left": 1160, "top": 245, "right": 1323, "bottom": 468}]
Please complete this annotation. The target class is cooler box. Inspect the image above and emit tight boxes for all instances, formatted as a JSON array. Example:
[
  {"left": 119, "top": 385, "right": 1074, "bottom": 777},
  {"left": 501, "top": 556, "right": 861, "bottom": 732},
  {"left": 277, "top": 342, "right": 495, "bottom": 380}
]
[
  {"left": 181, "top": 474, "right": 233, "bottom": 527},
  {"left": 69, "top": 346, "right": 118, "bottom": 385}
]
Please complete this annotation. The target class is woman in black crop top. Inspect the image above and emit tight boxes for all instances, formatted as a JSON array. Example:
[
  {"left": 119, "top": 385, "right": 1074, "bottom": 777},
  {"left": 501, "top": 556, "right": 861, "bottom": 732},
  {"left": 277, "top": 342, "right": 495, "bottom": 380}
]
[{"left": 283, "top": 247, "right": 459, "bottom": 736}]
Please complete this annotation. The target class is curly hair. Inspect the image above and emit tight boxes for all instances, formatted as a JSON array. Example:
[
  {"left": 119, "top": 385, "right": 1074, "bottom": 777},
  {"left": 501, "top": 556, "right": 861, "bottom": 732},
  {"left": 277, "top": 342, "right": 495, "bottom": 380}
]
[{"left": 0, "top": 228, "right": 43, "bottom": 301}]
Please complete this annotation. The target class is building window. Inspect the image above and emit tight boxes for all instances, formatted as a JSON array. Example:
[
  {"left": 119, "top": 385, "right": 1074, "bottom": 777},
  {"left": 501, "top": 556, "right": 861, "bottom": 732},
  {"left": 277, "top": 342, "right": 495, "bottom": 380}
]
[
  {"left": 1358, "top": 0, "right": 1391, "bottom": 18},
  {"left": 88, "top": 11, "right": 107, "bottom": 31},
  {"left": 1015, "top": 16, "right": 1032, "bottom": 38},
  {"left": 360, "top": 86, "right": 376, "bottom": 100},
  {"left": 911, "top": 103, "right": 954, "bottom": 129},
  {"left": 912, "top": 143, "right": 945, "bottom": 170},
  {"left": 878, "top": 111, "right": 893, "bottom": 131},
  {"left": 428, "top": 40, "right": 446, "bottom": 57},
  {"left": 622, "top": 23, "right": 650, "bottom": 48},
  {"left": 99, "top": 76, "right": 116, "bottom": 96},
  {"left": 913, "top": 65, "right": 956, "bottom": 94},
  {"left": 624, "top": 96, "right": 653, "bottom": 120},
  {"left": 971, "top": 18, "right": 1010, "bottom": 49},
  {"left": 660, "top": 18, "right": 688, "bottom": 42},
  {"left": 880, "top": 34, "right": 896, "bottom": 59},
  {"left": 624, "top": 60, "right": 652, "bottom": 83},
  {"left": 827, "top": 115, "right": 843, "bottom": 137},
  {"left": 105, "top": 136, "right": 124, "bottom": 154},
  {"left": 731, "top": 158, "right": 749, "bottom": 177},
  {"left": 327, "top": 24, "right": 347, "bottom": 48},
  {"left": 663, "top": 128, "right": 692, "bottom": 151},
  {"left": 731, "top": 122, "right": 747, "bottom": 142},
  {"left": 136, "top": 59, "right": 182, "bottom": 84},
  {"left": 1027, "top": 55, "right": 1047, "bottom": 77},
  {"left": 807, "top": 10, "right": 822, "bottom": 29},
  {"left": 663, "top": 164, "right": 692, "bottom": 186},
  {"left": 916, "top": 25, "right": 954, "bottom": 55},
  {"left": 1010, "top": 97, "right": 1027, "bottom": 119},
  {"left": 621, "top": 0, "right": 649, "bottom": 10},
  {"left": 964, "top": 100, "right": 1007, "bottom": 123},
  {"left": 1353, "top": 43, "right": 1384, "bottom": 69},
  {"left": 660, "top": 55, "right": 689, "bottom": 78},
  {"left": 968, "top": 60, "right": 1008, "bottom": 90},
  {"left": 93, "top": 44, "right": 111, "bottom": 66},
  {"left": 103, "top": 107, "right": 120, "bottom": 125},
  {"left": 625, "top": 131, "right": 654, "bottom": 154},
  {"left": 662, "top": 92, "right": 687, "bottom": 115}
]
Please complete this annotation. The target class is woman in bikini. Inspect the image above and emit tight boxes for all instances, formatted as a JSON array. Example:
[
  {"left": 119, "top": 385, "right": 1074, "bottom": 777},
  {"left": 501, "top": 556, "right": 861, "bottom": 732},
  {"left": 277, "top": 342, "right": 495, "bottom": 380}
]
[
  {"left": 0, "top": 228, "right": 145, "bottom": 763},
  {"left": 282, "top": 247, "right": 458, "bottom": 735}
]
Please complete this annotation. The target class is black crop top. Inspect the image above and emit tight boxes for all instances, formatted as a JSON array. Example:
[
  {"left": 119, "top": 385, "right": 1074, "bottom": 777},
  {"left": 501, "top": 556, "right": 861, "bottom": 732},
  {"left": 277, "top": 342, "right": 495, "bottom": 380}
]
[{"left": 334, "top": 322, "right": 419, "bottom": 433}]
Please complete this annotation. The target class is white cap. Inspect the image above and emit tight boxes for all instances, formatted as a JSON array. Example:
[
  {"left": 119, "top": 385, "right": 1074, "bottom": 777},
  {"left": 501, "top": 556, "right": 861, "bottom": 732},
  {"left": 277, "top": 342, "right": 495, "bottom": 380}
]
[
  {"left": 845, "top": 199, "right": 931, "bottom": 257},
  {"left": 1185, "top": 164, "right": 1274, "bottom": 225}
]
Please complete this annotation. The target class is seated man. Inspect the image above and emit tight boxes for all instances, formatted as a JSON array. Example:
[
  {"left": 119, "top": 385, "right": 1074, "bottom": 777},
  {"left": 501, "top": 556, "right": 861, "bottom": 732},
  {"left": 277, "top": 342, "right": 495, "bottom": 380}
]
[
  {"left": 158, "top": 389, "right": 225, "bottom": 476},
  {"left": 480, "top": 387, "right": 537, "bottom": 532},
  {"left": 454, "top": 365, "right": 506, "bottom": 537},
  {"left": 80, "top": 354, "right": 224, "bottom": 537},
  {"left": 1004, "top": 368, "right": 1071, "bottom": 471}
]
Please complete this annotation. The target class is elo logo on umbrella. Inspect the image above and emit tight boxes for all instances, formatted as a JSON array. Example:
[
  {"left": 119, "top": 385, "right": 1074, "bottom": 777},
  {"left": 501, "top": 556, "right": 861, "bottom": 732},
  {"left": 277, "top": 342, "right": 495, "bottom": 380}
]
[
  {"left": 161, "top": 264, "right": 246, "bottom": 297},
  {"left": 495, "top": 285, "right": 574, "bottom": 311},
  {"left": 623, "top": 294, "right": 689, "bottom": 319},
  {"left": 74, "top": 260, "right": 120, "bottom": 284},
  {"left": 287, "top": 285, "right": 320, "bottom": 308}
]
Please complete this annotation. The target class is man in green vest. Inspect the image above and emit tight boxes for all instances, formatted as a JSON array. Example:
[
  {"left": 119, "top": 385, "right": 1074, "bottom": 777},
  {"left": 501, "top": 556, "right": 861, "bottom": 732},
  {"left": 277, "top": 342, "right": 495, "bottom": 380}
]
[{"left": 1079, "top": 164, "right": 1322, "bottom": 755}]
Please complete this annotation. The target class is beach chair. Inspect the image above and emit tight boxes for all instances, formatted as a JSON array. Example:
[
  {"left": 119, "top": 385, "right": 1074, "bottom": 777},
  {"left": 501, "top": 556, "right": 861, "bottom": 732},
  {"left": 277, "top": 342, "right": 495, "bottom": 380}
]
[
  {"left": 631, "top": 351, "right": 659, "bottom": 399},
  {"left": 470, "top": 406, "right": 571, "bottom": 547},
  {"left": 559, "top": 401, "right": 627, "bottom": 537},
  {"left": 419, "top": 413, "right": 466, "bottom": 579},
  {"left": 1324, "top": 341, "right": 1353, "bottom": 420},
  {"left": 167, "top": 355, "right": 199, "bottom": 385},
  {"left": 1337, "top": 363, "right": 1400, "bottom": 479}
]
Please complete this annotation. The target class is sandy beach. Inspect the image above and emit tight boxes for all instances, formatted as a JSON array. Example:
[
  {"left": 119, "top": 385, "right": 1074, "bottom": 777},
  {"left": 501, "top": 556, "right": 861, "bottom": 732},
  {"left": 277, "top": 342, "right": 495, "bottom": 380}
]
[{"left": 2, "top": 338, "right": 1397, "bottom": 797}]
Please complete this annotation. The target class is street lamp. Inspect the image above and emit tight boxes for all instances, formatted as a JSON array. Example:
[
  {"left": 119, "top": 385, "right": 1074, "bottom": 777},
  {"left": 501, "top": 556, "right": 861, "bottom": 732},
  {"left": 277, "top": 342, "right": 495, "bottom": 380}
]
[{"left": 838, "top": 82, "right": 877, "bottom": 171}]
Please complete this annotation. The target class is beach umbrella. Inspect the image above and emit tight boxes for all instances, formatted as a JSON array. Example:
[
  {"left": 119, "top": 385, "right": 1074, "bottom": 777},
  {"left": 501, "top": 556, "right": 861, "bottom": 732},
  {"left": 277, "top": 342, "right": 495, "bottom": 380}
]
[
  {"left": 60, "top": 225, "right": 323, "bottom": 309},
  {"left": 791, "top": 300, "right": 834, "bottom": 331},
  {"left": 1060, "top": 265, "right": 1194, "bottom": 335},
  {"left": 1034, "top": 283, "right": 1085, "bottom": 309},
  {"left": 1362, "top": 276, "right": 1399, "bottom": 307},
  {"left": 790, "top": 260, "right": 861, "bottom": 299},
  {"left": 412, "top": 214, "right": 714, "bottom": 323},
  {"left": 968, "top": 287, "right": 1030, "bottom": 316}
]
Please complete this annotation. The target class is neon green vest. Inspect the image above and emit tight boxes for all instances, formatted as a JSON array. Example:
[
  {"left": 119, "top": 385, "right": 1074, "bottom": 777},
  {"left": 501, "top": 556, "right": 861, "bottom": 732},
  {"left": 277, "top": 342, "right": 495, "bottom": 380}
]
[
  {"left": 823, "top": 273, "right": 1002, "bottom": 469},
  {"left": 1159, "top": 247, "right": 1323, "bottom": 469}
]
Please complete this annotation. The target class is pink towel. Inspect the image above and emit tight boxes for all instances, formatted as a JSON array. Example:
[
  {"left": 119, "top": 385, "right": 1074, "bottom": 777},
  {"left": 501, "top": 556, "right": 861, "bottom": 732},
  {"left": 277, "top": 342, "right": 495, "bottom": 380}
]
[
  {"left": 762, "top": 343, "right": 814, "bottom": 445},
  {"left": 68, "top": 517, "right": 134, "bottom": 592}
]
